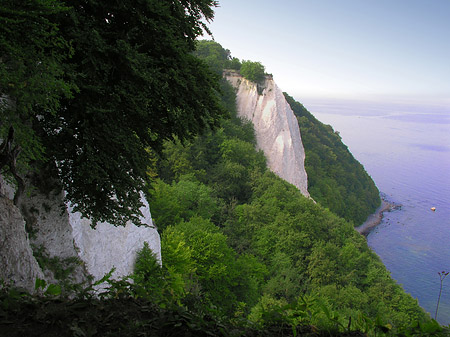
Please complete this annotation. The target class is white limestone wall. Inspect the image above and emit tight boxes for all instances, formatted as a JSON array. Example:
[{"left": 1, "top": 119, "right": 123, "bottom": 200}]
[
  {"left": 68, "top": 196, "right": 161, "bottom": 281},
  {"left": 0, "top": 175, "right": 15, "bottom": 200},
  {"left": 226, "top": 73, "right": 310, "bottom": 197},
  {"left": 0, "top": 174, "right": 161, "bottom": 292},
  {"left": 0, "top": 197, "right": 45, "bottom": 291}
]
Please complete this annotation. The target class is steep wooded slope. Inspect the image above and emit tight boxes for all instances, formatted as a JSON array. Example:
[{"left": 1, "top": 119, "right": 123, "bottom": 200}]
[{"left": 284, "top": 94, "right": 380, "bottom": 224}]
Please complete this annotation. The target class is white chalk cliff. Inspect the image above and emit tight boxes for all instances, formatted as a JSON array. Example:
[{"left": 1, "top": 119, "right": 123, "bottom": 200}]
[
  {"left": 0, "top": 175, "right": 161, "bottom": 292},
  {"left": 225, "top": 71, "right": 309, "bottom": 197}
]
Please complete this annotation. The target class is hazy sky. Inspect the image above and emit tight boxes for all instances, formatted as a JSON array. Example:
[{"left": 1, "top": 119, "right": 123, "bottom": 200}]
[{"left": 204, "top": 0, "right": 450, "bottom": 104}]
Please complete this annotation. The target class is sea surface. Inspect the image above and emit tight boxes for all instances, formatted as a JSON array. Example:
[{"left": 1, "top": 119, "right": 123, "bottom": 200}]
[{"left": 303, "top": 98, "right": 450, "bottom": 324}]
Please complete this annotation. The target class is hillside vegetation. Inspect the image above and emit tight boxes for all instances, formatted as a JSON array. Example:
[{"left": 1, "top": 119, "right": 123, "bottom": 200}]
[
  {"left": 1, "top": 2, "right": 446, "bottom": 335},
  {"left": 0, "top": 0, "right": 226, "bottom": 226},
  {"left": 146, "top": 68, "right": 429, "bottom": 330},
  {"left": 284, "top": 94, "right": 380, "bottom": 224},
  {"left": 195, "top": 41, "right": 380, "bottom": 225}
]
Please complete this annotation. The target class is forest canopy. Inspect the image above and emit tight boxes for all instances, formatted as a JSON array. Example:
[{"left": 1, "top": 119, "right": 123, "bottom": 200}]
[
  {"left": 0, "top": 0, "right": 225, "bottom": 226},
  {"left": 193, "top": 40, "right": 379, "bottom": 225},
  {"left": 240, "top": 60, "right": 266, "bottom": 83},
  {"left": 140, "top": 41, "right": 429, "bottom": 331},
  {"left": 145, "top": 69, "right": 428, "bottom": 335}
]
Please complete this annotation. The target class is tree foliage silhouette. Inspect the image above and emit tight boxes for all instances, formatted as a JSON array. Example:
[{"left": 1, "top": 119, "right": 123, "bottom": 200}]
[{"left": 0, "top": 0, "right": 226, "bottom": 226}]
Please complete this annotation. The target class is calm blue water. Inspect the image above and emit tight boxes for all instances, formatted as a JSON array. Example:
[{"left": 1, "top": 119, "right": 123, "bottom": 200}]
[{"left": 303, "top": 98, "right": 450, "bottom": 324}]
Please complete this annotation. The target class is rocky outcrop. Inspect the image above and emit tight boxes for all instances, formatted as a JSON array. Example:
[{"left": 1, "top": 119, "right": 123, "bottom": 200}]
[
  {"left": 225, "top": 71, "right": 309, "bottom": 197},
  {"left": 67, "top": 197, "right": 160, "bottom": 282},
  {"left": 0, "top": 175, "right": 161, "bottom": 292},
  {"left": 0, "top": 197, "right": 45, "bottom": 291}
]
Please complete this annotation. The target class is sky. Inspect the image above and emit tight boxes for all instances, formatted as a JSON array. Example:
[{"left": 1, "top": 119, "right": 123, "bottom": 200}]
[{"left": 202, "top": 0, "right": 450, "bottom": 105}]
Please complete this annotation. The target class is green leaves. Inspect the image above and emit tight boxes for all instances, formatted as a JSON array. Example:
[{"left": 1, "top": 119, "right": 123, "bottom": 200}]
[
  {"left": 1, "top": 0, "right": 227, "bottom": 226},
  {"left": 194, "top": 40, "right": 242, "bottom": 74},
  {"left": 142, "top": 216, "right": 264, "bottom": 315},
  {"left": 284, "top": 93, "right": 381, "bottom": 224},
  {"left": 240, "top": 60, "right": 266, "bottom": 83},
  {"left": 149, "top": 176, "right": 219, "bottom": 231},
  {"left": 0, "top": 0, "right": 74, "bottom": 168},
  {"left": 35, "top": 278, "right": 62, "bottom": 296},
  {"left": 148, "top": 39, "right": 431, "bottom": 332}
]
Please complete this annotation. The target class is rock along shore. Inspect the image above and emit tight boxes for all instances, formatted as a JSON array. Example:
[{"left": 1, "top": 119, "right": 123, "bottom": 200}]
[{"left": 355, "top": 196, "right": 399, "bottom": 237}]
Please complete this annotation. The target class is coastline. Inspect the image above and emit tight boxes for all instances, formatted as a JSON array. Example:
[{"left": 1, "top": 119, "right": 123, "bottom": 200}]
[{"left": 355, "top": 197, "right": 398, "bottom": 237}]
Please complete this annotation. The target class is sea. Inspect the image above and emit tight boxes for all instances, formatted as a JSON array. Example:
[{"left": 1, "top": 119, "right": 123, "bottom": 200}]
[{"left": 303, "top": 98, "right": 450, "bottom": 325}]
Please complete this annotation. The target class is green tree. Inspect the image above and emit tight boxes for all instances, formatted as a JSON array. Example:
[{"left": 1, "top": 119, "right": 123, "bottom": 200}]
[
  {"left": 194, "top": 40, "right": 241, "bottom": 73},
  {"left": 148, "top": 175, "right": 219, "bottom": 231},
  {"left": 160, "top": 228, "right": 197, "bottom": 303},
  {"left": 168, "top": 217, "right": 242, "bottom": 314},
  {"left": 0, "top": 0, "right": 74, "bottom": 189},
  {"left": 194, "top": 40, "right": 231, "bottom": 74},
  {"left": 132, "top": 242, "right": 166, "bottom": 302},
  {"left": 1, "top": 0, "right": 226, "bottom": 226},
  {"left": 229, "top": 57, "right": 242, "bottom": 70},
  {"left": 49, "top": 0, "right": 227, "bottom": 226},
  {"left": 210, "top": 138, "right": 266, "bottom": 203},
  {"left": 240, "top": 60, "right": 266, "bottom": 83}
]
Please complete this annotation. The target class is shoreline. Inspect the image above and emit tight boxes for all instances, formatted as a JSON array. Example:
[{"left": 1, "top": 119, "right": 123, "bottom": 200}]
[{"left": 355, "top": 197, "right": 399, "bottom": 237}]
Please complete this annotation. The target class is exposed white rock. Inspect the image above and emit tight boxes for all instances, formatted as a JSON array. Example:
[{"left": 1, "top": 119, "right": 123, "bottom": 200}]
[
  {"left": 68, "top": 196, "right": 161, "bottom": 281},
  {"left": 0, "top": 175, "right": 15, "bottom": 200},
  {"left": 225, "top": 71, "right": 309, "bottom": 197},
  {"left": 0, "top": 197, "right": 45, "bottom": 290},
  {"left": 0, "top": 174, "right": 161, "bottom": 292}
]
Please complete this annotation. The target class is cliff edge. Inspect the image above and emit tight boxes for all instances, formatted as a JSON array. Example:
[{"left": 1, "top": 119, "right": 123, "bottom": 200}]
[{"left": 225, "top": 71, "right": 309, "bottom": 197}]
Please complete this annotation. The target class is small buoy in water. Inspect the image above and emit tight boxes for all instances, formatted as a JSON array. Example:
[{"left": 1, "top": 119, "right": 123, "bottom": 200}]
[{"left": 431, "top": 207, "right": 436, "bottom": 212}]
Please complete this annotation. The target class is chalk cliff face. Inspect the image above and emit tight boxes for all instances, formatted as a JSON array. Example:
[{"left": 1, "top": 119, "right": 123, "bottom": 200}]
[
  {"left": 0, "top": 175, "right": 161, "bottom": 292},
  {"left": 225, "top": 71, "right": 309, "bottom": 197},
  {"left": 0, "top": 197, "right": 45, "bottom": 291},
  {"left": 67, "top": 196, "right": 160, "bottom": 282}
]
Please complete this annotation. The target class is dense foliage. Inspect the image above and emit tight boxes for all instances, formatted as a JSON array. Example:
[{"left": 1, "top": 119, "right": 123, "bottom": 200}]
[
  {"left": 148, "top": 113, "right": 429, "bottom": 328},
  {"left": 1, "top": 7, "right": 442, "bottom": 335},
  {"left": 240, "top": 60, "right": 266, "bottom": 83},
  {"left": 194, "top": 39, "right": 242, "bottom": 73},
  {"left": 128, "top": 62, "right": 428, "bottom": 334},
  {"left": 106, "top": 40, "right": 432, "bottom": 334},
  {"left": 284, "top": 94, "right": 381, "bottom": 224},
  {"left": 3, "top": 282, "right": 395, "bottom": 337},
  {"left": 0, "top": 0, "right": 74, "bottom": 170},
  {"left": 0, "top": 0, "right": 225, "bottom": 226}
]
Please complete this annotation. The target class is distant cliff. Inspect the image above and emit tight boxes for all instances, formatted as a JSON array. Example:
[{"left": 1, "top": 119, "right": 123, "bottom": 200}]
[
  {"left": 224, "top": 70, "right": 310, "bottom": 198},
  {"left": 222, "top": 67, "right": 379, "bottom": 224}
]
